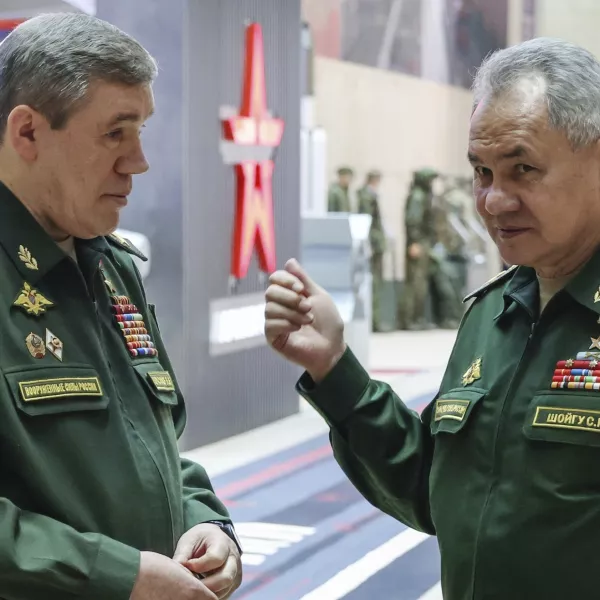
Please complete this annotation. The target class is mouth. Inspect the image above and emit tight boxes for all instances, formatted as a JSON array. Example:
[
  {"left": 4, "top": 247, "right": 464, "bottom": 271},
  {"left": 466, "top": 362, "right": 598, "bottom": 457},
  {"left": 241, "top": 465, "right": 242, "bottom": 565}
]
[
  {"left": 103, "top": 194, "right": 129, "bottom": 206},
  {"left": 496, "top": 226, "right": 531, "bottom": 240}
]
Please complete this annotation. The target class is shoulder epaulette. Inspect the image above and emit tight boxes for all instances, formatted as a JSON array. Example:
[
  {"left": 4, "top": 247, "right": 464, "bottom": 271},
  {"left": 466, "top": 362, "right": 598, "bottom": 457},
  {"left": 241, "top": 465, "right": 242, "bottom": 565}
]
[
  {"left": 106, "top": 233, "right": 148, "bottom": 261},
  {"left": 463, "top": 264, "right": 518, "bottom": 303}
]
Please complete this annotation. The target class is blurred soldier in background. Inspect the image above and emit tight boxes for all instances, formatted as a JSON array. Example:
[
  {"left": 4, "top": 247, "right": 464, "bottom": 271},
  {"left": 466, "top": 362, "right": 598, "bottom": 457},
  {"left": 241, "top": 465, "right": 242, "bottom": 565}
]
[
  {"left": 444, "top": 176, "right": 473, "bottom": 298},
  {"left": 429, "top": 176, "right": 470, "bottom": 328},
  {"left": 327, "top": 166, "right": 354, "bottom": 212},
  {"left": 398, "top": 168, "right": 438, "bottom": 330},
  {"left": 357, "top": 170, "right": 386, "bottom": 331}
]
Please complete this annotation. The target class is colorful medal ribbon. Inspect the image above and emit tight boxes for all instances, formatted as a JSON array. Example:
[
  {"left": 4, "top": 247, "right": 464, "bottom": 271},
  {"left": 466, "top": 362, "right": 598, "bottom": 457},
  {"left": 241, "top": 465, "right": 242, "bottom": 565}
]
[
  {"left": 552, "top": 353, "right": 600, "bottom": 389},
  {"left": 110, "top": 295, "right": 158, "bottom": 358}
]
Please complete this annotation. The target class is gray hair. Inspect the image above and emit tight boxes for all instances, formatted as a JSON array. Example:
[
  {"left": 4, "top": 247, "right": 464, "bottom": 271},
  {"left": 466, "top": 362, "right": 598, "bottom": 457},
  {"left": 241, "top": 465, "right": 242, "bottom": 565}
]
[
  {"left": 0, "top": 13, "right": 157, "bottom": 141},
  {"left": 472, "top": 37, "right": 600, "bottom": 149}
]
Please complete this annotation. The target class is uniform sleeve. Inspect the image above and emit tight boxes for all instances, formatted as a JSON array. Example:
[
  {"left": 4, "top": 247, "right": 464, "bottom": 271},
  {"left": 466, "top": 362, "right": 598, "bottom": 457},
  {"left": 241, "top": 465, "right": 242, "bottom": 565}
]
[
  {"left": 179, "top": 458, "right": 232, "bottom": 529},
  {"left": 145, "top": 303, "right": 231, "bottom": 530},
  {"left": 0, "top": 502, "right": 140, "bottom": 600},
  {"left": 298, "top": 348, "right": 436, "bottom": 534}
]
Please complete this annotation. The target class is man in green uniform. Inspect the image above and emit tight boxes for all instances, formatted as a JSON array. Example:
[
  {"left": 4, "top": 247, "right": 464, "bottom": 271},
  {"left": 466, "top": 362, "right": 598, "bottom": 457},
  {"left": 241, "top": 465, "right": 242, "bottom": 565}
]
[
  {"left": 357, "top": 170, "right": 387, "bottom": 331},
  {"left": 428, "top": 178, "right": 469, "bottom": 328},
  {"left": 0, "top": 14, "right": 241, "bottom": 600},
  {"left": 265, "top": 37, "right": 600, "bottom": 599},
  {"left": 327, "top": 166, "right": 353, "bottom": 212},
  {"left": 398, "top": 167, "right": 438, "bottom": 330}
]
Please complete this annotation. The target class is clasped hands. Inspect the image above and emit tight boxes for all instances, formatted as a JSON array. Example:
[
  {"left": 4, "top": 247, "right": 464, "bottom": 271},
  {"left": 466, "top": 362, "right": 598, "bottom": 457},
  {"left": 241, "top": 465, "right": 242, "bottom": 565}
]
[{"left": 130, "top": 523, "right": 242, "bottom": 599}]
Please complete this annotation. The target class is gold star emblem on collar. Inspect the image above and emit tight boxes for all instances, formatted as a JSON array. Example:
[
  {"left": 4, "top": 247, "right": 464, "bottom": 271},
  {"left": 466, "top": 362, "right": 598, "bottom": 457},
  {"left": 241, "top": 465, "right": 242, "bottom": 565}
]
[
  {"left": 462, "top": 358, "right": 482, "bottom": 386},
  {"left": 18, "top": 246, "right": 38, "bottom": 271},
  {"left": 13, "top": 283, "right": 54, "bottom": 317},
  {"left": 590, "top": 337, "right": 600, "bottom": 351}
]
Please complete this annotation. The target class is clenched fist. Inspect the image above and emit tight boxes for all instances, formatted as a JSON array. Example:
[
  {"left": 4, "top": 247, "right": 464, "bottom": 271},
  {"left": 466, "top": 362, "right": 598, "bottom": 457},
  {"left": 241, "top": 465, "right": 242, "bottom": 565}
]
[{"left": 264, "top": 259, "right": 346, "bottom": 382}]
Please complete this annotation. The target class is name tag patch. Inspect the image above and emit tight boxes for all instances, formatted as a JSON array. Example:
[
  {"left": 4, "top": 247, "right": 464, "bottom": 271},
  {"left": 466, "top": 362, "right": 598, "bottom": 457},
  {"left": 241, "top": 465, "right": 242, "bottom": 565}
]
[
  {"left": 533, "top": 406, "right": 600, "bottom": 433},
  {"left": 147, "top": 371, "right": 175, "bottom": 392},
  {"left": 19, "top": 377, "right": 103, "bottom": 402},
  {"left": 435, "top": 399, "right": 470, "bottom": 422}
]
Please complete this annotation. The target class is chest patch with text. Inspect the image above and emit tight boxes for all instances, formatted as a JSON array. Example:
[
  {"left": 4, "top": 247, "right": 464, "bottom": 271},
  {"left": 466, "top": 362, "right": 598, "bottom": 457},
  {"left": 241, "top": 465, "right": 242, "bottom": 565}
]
[
  {"left": 532, "top": 406, "right": 600, "bottom": 433},
  {"left": 434, "top": 399, "right": 470, "bottom": 422},
  {"left": 147, "top": 371, "right": 175, "bottom": 392},
  {"left": 19, "top": 377, "right": 103, "bottom": 402}
]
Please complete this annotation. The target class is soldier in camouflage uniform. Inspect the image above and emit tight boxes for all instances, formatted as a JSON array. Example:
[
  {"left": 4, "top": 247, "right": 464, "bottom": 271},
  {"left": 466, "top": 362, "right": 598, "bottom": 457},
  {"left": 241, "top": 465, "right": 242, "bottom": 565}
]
[
  {"left": 357, "top": 170, "right": 386, "bottom": 332},
  {"left": 327, "top": 167, "right": 354, "bottom": 213},
  {"left": 429, "top": 177, "right": 469, "bottom": 328},
  {"left": 398, "top": 168, "right": 438, "bottom": 330}
]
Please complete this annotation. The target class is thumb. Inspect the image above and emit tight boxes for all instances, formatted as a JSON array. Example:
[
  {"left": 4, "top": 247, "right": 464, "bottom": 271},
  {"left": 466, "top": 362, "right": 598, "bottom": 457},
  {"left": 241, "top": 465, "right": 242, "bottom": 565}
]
[
  {"left": 184, "top": 546, "right": 227, "bottom": 575},
  {"left": 173, "top": 537, "right": 195, "bottom": 564},
  {"left": 285, "top": 259, "right": 321, "bottom": 296}
]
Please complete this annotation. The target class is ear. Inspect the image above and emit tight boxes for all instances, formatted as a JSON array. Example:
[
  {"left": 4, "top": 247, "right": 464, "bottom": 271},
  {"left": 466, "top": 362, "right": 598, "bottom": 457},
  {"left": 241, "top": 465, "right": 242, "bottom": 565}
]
[{"left": 5, "top": 105, "right": 48, "bottom": 162}]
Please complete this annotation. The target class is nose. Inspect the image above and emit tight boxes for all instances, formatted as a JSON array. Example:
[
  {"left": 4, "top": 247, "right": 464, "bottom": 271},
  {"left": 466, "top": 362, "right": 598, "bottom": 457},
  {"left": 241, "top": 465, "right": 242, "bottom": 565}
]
[
  {"left": 484, "top": 185, "right": 520, "bottom": 216},
  {"left": 116, "top": 138, "right": 150, "bottom": 176}
]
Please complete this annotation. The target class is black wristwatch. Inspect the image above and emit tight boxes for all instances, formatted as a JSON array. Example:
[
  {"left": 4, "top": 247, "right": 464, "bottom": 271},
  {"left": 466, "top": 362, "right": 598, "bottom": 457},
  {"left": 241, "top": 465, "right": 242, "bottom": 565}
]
[{"left": 206, "top": 521, "right": 243, "bottom": 555}]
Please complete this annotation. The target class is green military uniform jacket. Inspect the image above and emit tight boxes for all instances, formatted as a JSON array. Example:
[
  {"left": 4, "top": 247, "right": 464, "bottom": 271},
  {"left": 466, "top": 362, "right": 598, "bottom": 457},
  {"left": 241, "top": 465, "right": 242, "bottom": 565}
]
[
  {"left": 357, "top": 186, "right": 386, "bottom": 255},
  {"left": 299, "top": 254, "right": 600, "bottom": 599},
  {"left": 327, "top": 183, "right": 351, "bottom": 213},
  {"left": 0, "top": 184, "right": 229, "bottom": 599}
]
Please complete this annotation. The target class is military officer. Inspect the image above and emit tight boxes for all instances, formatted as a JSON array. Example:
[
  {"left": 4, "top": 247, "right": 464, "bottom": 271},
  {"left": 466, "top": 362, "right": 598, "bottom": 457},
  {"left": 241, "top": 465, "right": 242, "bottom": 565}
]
[
  {"left": 0, "top": 14, "right": 241, "bottom": 600},
  {"left": 327, "top": 166, "right": 354, "bottom": 212},
  {"left": 398, "top": 167, "right": 438, "bottom": 330},
  {"left": 357, "top": 170, "right": 387, "bottom": 331},
  {"left": 265, "top": 37, "right": 600, "bottom": 599}
]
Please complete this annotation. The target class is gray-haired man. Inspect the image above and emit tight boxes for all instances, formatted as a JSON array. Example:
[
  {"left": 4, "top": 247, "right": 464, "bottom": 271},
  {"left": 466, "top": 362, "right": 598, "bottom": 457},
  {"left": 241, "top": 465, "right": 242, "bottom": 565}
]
[
  {"left": 0, "top": 13, "right": 241, "bottom": 600},
  {"left": 265, "top": 37, "right": 600, "bottom": 599}
]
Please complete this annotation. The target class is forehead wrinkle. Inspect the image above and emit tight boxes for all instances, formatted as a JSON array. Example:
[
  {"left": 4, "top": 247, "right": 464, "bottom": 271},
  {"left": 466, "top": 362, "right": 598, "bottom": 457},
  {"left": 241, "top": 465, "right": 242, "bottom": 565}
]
[{"left": 469, "top": 105, "right": 548, "bottom": 163}]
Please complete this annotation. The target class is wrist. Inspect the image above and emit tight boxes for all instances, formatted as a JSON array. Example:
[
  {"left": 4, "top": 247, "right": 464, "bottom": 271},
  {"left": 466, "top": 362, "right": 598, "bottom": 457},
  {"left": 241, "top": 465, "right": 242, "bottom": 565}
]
[
  {"left": 308, "top": 344, "right": 347, "bottom": 383},
  {"left": 204, "top": 521, "right": 243, "bottom": 555}
]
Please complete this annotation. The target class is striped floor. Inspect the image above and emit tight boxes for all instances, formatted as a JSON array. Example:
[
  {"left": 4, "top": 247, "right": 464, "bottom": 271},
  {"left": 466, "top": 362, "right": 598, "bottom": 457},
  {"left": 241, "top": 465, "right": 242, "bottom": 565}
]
[{"left": 213, "top": 393, "right": 442, "bottom": 600}]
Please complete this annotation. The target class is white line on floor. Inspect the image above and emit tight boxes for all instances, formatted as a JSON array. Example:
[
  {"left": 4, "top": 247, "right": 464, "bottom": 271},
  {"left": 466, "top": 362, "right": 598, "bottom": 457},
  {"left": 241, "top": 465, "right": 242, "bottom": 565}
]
[
  {"left": 298, "top": 528, "right": 431, "bottom": 600},
  {"left": 418, "top": 582, "right": 443, "bottom": 600}
]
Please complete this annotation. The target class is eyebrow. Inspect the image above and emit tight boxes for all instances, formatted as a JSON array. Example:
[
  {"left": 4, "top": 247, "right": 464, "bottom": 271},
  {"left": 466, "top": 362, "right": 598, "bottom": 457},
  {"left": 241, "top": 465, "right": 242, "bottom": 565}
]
[
  {"left": 467, "top": 146, "right": 527, "bottom": 164},
  {"left": 107, "top": 109, "right": 155, "bottom": 127}
]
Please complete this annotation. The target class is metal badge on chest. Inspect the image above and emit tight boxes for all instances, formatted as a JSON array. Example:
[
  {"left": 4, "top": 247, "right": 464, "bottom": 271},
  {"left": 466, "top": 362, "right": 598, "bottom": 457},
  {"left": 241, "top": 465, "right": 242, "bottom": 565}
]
[{"left": 12, "top": 247, "right": 64, "bottom": 362}]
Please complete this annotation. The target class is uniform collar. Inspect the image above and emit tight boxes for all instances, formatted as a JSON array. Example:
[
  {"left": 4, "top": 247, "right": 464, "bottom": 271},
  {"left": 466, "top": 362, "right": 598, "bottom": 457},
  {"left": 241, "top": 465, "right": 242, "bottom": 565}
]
[
  {"left": 498, "top": 265, "right": 538, "bottom": 319},
  {"left": 0, "top": 181, "right": 112, "bottom": 283},
  {"left": 497, "top": 246, "right": 600, "bottom": 319}
]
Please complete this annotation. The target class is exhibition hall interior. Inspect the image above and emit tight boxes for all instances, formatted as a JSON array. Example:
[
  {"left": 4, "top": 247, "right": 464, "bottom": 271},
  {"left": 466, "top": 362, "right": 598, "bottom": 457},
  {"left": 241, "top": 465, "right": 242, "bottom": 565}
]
[{"left": 0, "top": 0, "right": 596, "bottom": 598}]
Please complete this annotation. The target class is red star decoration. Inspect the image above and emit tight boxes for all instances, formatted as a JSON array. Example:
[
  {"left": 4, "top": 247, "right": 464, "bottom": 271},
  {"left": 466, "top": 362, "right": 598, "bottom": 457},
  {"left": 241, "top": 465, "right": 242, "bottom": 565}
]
[{"left": 222, "top": 23, "right": 284, "bottom": 280}]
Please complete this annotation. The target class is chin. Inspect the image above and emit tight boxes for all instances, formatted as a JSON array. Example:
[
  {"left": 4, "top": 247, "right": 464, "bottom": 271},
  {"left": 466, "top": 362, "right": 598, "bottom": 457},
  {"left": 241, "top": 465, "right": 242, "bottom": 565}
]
[
  {"left": 83, "top": 216, "right": 120, "bottom": 239},
  {"left": 498, "top": 247, "right": 539, "bottom": 268}
]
